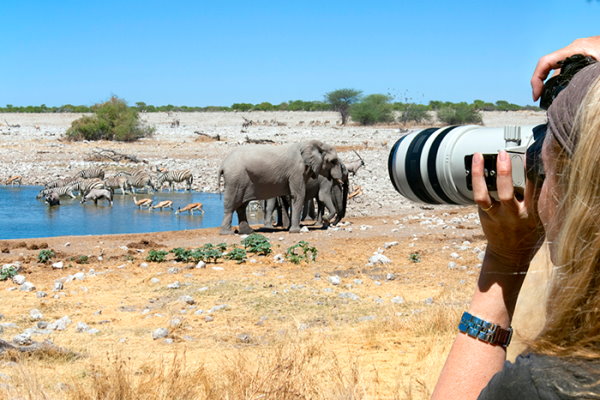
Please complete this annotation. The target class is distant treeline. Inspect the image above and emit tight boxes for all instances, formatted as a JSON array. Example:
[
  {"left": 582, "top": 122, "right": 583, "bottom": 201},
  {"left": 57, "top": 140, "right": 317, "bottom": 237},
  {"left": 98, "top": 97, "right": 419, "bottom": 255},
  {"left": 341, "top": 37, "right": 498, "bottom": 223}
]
[{"left": 0, "top": 99, "right": 541, "bottom": 113}]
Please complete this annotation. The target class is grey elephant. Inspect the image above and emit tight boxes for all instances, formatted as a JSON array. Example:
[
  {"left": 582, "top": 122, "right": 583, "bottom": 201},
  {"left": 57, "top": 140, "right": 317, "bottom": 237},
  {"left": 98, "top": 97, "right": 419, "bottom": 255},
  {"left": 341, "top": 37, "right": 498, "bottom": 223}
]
[
  {"left": 265, "top": 161, "right": 349, "bottom": 228},
  {"left": 219, "top": 140, "right": 342, "bottom": 234}
]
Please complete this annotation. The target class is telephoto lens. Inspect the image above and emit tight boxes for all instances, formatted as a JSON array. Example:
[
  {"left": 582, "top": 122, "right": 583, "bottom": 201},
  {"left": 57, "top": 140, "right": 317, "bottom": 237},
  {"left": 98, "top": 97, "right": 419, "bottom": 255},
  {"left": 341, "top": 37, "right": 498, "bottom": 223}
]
[{"left": 387, "top": 125, "right": 545, "bottom": 205}]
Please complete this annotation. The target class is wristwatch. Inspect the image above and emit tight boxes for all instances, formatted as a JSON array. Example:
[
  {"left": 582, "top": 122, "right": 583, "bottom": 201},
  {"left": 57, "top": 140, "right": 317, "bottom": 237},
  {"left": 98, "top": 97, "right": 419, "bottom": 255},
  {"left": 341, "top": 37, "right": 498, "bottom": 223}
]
[{"left": 458, "top": 312, "right": 513, "bottom": 348}]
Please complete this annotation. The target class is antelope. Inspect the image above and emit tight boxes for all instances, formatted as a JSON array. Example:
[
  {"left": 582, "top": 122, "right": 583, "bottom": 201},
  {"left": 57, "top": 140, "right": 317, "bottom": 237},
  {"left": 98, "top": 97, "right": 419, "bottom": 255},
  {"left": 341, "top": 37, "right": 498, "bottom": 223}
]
[
  {"left": 175, "top": 202, "right": 204, "bottom": 215},
  {"left": 6, "top": 175, "right": 22, "bottom": 186},
  {"left": 345, "top": 151, "right": 365, "bottom": 176},
  {"left": 151, "top": 200, "right": 173, "bottom": 210},
  {"left": 133, "top": 196, "right": 153, "bottom": 208}
]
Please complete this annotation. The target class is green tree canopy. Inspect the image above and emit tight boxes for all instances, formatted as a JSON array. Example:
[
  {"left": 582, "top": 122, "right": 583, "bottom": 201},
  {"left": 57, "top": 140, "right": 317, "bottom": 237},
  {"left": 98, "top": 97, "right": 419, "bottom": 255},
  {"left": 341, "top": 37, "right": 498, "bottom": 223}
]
[{"left": 325, "top": 88, "right": 362, "bottom": 125}]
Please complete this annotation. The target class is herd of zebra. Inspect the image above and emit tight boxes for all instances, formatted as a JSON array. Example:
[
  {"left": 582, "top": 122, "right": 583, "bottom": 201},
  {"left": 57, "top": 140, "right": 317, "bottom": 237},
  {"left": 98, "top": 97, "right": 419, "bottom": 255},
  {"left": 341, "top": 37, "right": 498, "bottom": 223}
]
[{"left": 15, "top": 167, "right": 203, "bottom": 213}]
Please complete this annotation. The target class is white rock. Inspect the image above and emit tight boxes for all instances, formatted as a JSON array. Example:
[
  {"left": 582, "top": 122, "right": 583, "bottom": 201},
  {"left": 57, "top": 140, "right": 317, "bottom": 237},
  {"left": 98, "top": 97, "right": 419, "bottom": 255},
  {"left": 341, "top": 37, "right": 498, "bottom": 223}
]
[
  {"left": 29, "top": 309, "right": 43, "bottom": 321},
  {"left": 12, "top": 275, "right": 26, "bottom": 285},
  {"left": 52, "top": 261, "right": 64, "bottom": 269},
  {"left": 328, "top": 275, "right": 341, "bottom": 285},
  {"left": 195, "top": 261, "right": 206, "bottom": 269},
  {"left": 368, "top": 253, "right": 391, "bottom": 265}
]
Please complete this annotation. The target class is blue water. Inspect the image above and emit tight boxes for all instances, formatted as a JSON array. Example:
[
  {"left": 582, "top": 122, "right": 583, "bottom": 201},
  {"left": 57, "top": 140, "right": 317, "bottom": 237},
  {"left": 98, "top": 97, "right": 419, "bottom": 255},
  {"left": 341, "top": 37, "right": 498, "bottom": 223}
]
[{"left": 0, "top": 186, "right": 251, "bottom": 239}]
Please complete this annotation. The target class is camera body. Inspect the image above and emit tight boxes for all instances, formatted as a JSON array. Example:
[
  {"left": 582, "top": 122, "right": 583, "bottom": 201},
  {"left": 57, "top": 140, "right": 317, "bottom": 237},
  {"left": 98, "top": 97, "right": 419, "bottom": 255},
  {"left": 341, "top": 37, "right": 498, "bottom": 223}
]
[{"left": 388, "top": 124, "right": 546, "bottom": 205}]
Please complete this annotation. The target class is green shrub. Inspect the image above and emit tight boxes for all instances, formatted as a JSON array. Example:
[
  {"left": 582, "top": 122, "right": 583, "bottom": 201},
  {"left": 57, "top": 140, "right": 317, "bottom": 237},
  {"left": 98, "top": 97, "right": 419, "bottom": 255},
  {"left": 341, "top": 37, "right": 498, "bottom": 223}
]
[
  {"left": 37, "top": 249, "right": 55, "bottom": 264},
  {"left": 436, "top": 104, "right": 482, "bottom": 125},
  {"left": 189, "top": 243, "right": 224, "bottom": 263},
  {"left": 242, "top": 233, "right": 272, "bottom": 255},
  {"left": 398, "top": 104, "right": 431, "bottom": 124},
  {"left": 65, "top": 96, "right": 154, "bottom": 142},
  {"left": 285, "top": 241, "right": 318, "bottom": 264},
  {"left": 350, "top": 94, "right": 394, "bottom": 125},
  {"left": 409, "top": 252, "right": 421, "bottom": 263},
  {"left": 0, "top": 266, "right": 17, "bottom": 281},
  {"left": 224, "top": 247, "right": 247, "bottom": 263},
  {"left": 146, "top": 250, "right": 168, "bottom": 263},
  {"left": 171, "top": 248, "right": 193, "bottom": 262},
  {"left": 75, "top": 255, "right": 89, "bottom": 264}
]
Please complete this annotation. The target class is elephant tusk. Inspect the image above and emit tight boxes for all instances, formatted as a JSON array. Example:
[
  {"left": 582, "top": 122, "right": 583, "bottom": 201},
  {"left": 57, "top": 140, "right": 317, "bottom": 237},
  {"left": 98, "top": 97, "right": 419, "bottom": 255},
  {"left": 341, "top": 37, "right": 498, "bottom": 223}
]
[{"left": 336, "top": 179, "right": 344, "bottom": 185}]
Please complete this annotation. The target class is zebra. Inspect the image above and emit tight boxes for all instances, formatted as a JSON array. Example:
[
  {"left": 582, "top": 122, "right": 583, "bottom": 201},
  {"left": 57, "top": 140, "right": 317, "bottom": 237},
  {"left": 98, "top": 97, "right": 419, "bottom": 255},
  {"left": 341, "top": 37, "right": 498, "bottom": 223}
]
[
  {"left": 45, "top": 176, "right": 78, "bottom": 189},
  {"left": 75, "top": 167, "right": 105, "bottom": 180},
  {"left": 71, "top": 178, "right": 108, "bottom": 197},
  {"left": 103, "top": 176, "right": 130, "bottom": 194},
  {"left": 127, "top": 174, "right": 156, "bottom": 194},
  {"left": 156, "top": 169, "right": 193, "bottom": 191},
  {"left": 36, "top": 185, "right": 76, "bottom": 199}
]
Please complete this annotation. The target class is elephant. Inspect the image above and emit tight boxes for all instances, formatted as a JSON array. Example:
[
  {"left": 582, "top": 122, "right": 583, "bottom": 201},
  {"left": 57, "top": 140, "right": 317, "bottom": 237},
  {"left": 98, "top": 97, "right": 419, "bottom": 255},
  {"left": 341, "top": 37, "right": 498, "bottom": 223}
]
[
  {"left": 219, "top": 140, "right": 342, "bottom": 234},
  {"left": 264, "top": 161, "right": 349, "bottom": 228}
]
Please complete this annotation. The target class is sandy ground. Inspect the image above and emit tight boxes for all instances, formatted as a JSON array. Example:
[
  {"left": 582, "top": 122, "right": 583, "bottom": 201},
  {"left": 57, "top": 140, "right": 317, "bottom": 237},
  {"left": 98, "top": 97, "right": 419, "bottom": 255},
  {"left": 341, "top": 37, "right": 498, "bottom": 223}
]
[{"left": 0, "top": 111, "right": 548, "bottom": 399}]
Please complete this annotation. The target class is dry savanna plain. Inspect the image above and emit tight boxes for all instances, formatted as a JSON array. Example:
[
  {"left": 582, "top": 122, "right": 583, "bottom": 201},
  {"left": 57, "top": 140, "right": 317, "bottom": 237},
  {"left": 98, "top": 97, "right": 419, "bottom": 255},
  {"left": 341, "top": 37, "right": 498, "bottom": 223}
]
[{"left": 0, "top": 111, "right": 548, "bottom": 399}]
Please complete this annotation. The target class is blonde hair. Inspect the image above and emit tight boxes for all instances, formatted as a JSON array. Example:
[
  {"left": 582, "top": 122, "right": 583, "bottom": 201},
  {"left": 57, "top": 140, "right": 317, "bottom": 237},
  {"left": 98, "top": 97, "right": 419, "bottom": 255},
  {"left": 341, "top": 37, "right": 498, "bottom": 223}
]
[{"left": 531, "top": 75, "right": 600, "bottom": 358}]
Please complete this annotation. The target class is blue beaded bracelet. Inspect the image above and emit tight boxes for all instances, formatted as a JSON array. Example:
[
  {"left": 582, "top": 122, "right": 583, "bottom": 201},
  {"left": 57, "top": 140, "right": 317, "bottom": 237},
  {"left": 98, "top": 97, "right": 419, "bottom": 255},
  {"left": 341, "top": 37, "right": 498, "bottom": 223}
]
[{"left": 458, "top": 312, "right": 513, "bottom": 348}]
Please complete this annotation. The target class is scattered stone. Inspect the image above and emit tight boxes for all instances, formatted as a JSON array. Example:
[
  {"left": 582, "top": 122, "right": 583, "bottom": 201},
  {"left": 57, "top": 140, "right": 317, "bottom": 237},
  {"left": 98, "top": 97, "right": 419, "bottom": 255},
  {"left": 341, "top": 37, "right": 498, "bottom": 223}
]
[
  {"left": 204, "top": 316, "right": 214, "bottom": 322},
  {"left": 353, "top": 279, "right": 363, "bottom": 285},
  {"left": 29, "top": 309, "right": 43, "bottom": 321},
  {"left": 194, "top": 310, "right": 204, "bottom": 316},
  {"left": 139, "top": 262, "right": 149, "bottom": 268},
  {"left": 52, "top": 261, "right": 64, "bottom": 269},
  {"left": 195, "top": 261, "right": 206, "bottom": 269},
  {"left": 53, "top": 281, "right": 64, "bottom": 291},
  {"left": 164, "top": 338, "right": 174, "bottom": 344},
  {"left": 152, "top": 328, "right": 168, "bottom": 340},
  {"left": 48, "top": 316, "right": 71, "bottom": 331},
  {"left": 391, "top": 296, "right": 405, "bottom": 304},
  {"left": 76, "top": 322, "right": 89, "bottom": 333},
  {"left": 179, "top": 295, "right": 195, "bottom": 305},
  {"left": 36, "top": 291, "right": 47, "bottom": 298},
  {"left": 166, "top": 281, "right": 181, "bottom": 289},
  {"left": 300, "top": 226, "right": 309, "bottom": 233},
  {"left": 150, "top": 277, "right": 160, "bottom": 284},
  {"left": 339, "top": 292, "right": 360, "bottom": 301},
  {"left": 73, "top": 272, "right": 85, "bottom": 280},
  {"left": 368, "top": 253, "right": 391, "bottom": 265},
  {"left": 13, "top": 332, "right": 32, "bottom": 346},
  {"left": 384, "top": 241, "right": 399, "bottom": 249},
  {"left": 450, "top": 252, "right": 460, "bottom": 259},
  {"left": 237, "top": 333, "right": 251, "bottom": 343},
  {"left": 197, "top": 286, "right": 209, "bottom": 292},
  {"left": 208, "top": 304, "right": 228, "bottom": 313},
  {"left": 386, "top": 273, "right": 396, "bottom": 281},
  {"left": 273, "top": 254, "right": 285, "bottom": 263},
  {"left": 20, "top": 282, "right": 36, "bottom": 292},
  {"left": 448, "top": 262, "right": 457, "bottom": 270},
  {"left": 424, "top": 297, "right": 434, "bottom": 305},
  {"left": 37, "top": 321, "right": 48, "bottom": 329},
  {"left": 87, "top": 328, "right": 100, "bottom": 334},
  {"left": 167, "top": 267, "right": 180, "bottom": 274},
  {"left": 358, "top": 315, "right": 376, "bottom": 322},
  {"left": 170, "top": 318, "right": 182, "bottom": 328},
  {"left": 212, "top": 266, "right": 224, "bottom": 271},
  {"left": 12, "top": 275, "right": 26, "bottom": 285},
  {"left": 328, "top": 275, "right": 341, "bottom": 285}
]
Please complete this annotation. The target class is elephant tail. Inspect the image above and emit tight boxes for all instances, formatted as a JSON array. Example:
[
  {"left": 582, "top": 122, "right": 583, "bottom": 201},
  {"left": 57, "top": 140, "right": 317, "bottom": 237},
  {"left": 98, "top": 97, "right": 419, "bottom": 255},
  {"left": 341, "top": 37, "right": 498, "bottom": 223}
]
[{"left": 217, "top": 167, "right": 224, "bottom": 198}]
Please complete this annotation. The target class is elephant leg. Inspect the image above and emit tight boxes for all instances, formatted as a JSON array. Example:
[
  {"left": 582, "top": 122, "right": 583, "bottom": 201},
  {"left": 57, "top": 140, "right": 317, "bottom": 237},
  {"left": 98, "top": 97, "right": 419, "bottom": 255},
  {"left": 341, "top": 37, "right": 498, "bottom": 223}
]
[
  {"left": 288, "top": 179, "right": 305, "bottom": 233},
  {"left": 236, "top": 201, "right": 254, "bottom": 234},
  {"left": 280, "top": 197, "right": 291, "bottom": 229},
  {"left": 264, "top": 198, "right": 276, "bottom": 228},
  {"left": 220, "top": 192, "right": 236, "bottom": 235},
  {"left": 318, "top": 183, "right": 336, "bottom": 226}
]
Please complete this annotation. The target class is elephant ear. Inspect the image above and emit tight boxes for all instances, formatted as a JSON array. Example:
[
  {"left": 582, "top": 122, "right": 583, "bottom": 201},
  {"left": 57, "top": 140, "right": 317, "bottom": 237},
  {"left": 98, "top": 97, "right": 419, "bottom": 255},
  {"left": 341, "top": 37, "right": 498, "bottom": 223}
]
[{"left": 300, "top": 140, "right": 325, "bottom": 178}]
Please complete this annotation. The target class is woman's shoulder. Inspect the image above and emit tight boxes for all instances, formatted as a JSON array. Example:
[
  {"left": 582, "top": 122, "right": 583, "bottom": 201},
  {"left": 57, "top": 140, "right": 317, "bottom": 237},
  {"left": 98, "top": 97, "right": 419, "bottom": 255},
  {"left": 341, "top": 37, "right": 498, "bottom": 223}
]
[{"left": 478, "top": 353, "right": 600, "bottom": 400}]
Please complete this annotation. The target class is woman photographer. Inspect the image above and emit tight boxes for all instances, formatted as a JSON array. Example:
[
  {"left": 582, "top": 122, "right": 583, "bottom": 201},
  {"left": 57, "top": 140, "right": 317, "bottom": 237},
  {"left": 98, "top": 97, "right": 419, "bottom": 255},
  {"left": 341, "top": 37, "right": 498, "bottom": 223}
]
[{"left": 432, "top": 59, "right": 600, "bottom": 398}]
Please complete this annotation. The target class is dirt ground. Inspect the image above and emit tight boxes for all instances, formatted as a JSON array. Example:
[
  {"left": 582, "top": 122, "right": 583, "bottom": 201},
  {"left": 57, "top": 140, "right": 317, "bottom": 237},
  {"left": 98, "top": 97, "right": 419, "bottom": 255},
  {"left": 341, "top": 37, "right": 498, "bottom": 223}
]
[{"left": 0, "top": 206, "right": 485, "bottom": 399}]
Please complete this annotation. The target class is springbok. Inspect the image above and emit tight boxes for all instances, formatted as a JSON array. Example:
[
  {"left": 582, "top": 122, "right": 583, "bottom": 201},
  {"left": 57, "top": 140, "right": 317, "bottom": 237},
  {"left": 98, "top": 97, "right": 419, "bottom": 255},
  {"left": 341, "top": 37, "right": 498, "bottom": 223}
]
[
  {"left": 6, "top": 175, "right": 22, "bottom": 186},
  {"left": 175, "top": 202, "right": 204, "bottom": 215},
  {"left": 133, "top": 196, "right": 153, "bottom": 208},
  {"left": 345, "top": 150, "right": 366, "bottom": 176},
  {"left": 151, "top": 200, "right": 173, "bottom": 210}
]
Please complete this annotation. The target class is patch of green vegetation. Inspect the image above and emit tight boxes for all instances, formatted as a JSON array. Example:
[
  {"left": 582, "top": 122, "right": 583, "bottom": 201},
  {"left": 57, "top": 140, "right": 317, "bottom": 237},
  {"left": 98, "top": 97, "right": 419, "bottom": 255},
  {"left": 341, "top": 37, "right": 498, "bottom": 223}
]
[
  {"left": 74, "top": 255, "right": 89, "bottom": 264},
  {"left": 224, "top": 247, "right": 247, "bottom": 264},
  {"left": 170, "top": 247, "right": 193, "bottom": 262},
  {"left": 242, "top": 233, "right": 272, "bottom": 255},
  {"left": 285, "top": 241, "right": 318, "bottom": 264},
  {"left": 146, "top": 250, "right": 168, "bottom": 263},
  {"left": 409, "top": 252, "right": 421, "bottom": 263},
  {"left": 0, "top": 266, "right": 17, "bottom": 281},
  {"left": 37, "top": 249, "right": 55, "bottom": 264}
]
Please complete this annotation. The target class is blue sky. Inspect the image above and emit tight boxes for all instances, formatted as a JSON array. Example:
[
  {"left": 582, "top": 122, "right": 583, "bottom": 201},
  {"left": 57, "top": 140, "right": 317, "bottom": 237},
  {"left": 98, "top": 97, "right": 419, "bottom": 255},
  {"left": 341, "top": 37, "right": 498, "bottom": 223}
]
[{"left": 1, "top": 0, "right": 599, "bottom": 107}]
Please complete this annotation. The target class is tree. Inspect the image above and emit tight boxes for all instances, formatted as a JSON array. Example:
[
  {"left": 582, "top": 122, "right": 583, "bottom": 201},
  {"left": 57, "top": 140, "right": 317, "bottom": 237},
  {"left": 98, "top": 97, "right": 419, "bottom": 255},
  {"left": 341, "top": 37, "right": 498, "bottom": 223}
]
[
  {"left": 325, "top": 89, "right": 362, "bottom": 125},
  {"left": 350, "top": 94, "right": 394, "bottom": 125}
]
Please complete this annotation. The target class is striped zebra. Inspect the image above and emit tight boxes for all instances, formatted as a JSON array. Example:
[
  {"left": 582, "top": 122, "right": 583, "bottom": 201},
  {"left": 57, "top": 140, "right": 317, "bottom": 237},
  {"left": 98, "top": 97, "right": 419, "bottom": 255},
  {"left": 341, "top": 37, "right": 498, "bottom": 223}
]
[
  {"left": 126, "top": 174, "right": 156, "bottom": 194},
  {"left": 36, "top": 185, "right": 76, "bottom": 199},
  {"left": 71, "top": 178, "right": 108, "bottom": 197},
  {"left": 75, "top": 167, "right": 105, "bottom": 180},
  {"left": 157, "top": 169, "right": 193, "bottom": 191},
  {"left": 45, "top": 176, "right": 78, "bottom": 189},
  {"left": 103, "top": 176, "right": 130, "bottom": 194}
]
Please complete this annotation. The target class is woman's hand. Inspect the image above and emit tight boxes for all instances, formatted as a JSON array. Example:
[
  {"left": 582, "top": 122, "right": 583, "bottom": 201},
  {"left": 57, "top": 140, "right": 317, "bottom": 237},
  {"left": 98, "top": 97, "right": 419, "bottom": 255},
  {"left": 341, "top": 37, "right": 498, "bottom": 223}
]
[
  {"left": 472, "top": 151, "right": 545, "bottom": 271},
  {"left": 531, "top": 36, "right": 600, "bottom": 101}
]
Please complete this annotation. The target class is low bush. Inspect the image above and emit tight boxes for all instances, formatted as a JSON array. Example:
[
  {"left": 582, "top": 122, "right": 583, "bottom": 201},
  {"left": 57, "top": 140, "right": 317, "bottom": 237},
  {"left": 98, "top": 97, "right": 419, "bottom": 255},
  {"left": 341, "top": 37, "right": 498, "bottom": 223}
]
[
  {"left": 224, "top": 247, "right": 247, "bottom": 263},
  {"left": 398, "top": 104, "right": 431, "bottom": 124},
  {"left": 0, "top": 265, "right": 17, "bottom": 281},
  {"left": 146, "top": 250, "right": 168, "bottom": 263},
  {"left": 171, "top": 248, "right": 193, "bottom": 262},
  {"left": 242, "top": 233, "right": 272, "bottom": 255},
  {"left": 350, "top": 94, "right": 394, "bottom": 125},
  {"left": 285, "top": 241, "right": 318, "bottom": 264},
  {"left": 65, "top": 96, "right": 154, "bottom": 142},
  {"left": 37, "top": 249, "right": 55, "bottom": 264},
  {"left": 436, "top": 104, "right": 482, "bottom": 125}
]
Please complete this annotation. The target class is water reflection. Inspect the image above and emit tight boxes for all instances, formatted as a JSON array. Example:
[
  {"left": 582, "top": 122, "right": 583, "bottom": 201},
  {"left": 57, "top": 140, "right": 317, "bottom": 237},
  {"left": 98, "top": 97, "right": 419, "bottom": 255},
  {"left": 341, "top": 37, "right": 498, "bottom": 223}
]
[{"left": 0, "top": 186, "right": 262, "bottom": 239}]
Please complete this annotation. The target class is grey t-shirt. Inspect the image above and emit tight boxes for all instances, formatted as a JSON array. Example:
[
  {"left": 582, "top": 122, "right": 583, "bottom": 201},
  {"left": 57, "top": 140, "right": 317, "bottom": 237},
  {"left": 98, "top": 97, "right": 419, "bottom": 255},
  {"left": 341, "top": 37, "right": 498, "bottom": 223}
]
[{"left": 478, "top": 353, "right": 600, "bottom": 400}]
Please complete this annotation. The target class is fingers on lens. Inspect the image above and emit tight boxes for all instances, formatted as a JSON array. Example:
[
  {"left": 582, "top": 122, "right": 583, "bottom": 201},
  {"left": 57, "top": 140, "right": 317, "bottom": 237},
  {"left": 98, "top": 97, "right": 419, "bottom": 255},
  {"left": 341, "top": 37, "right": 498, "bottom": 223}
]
[
  {"left": 471, "top": 153, "right": 491, "bottom": 204},
  {"left": 496, "top": 151, "right": 515, "bottom": 202}
]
